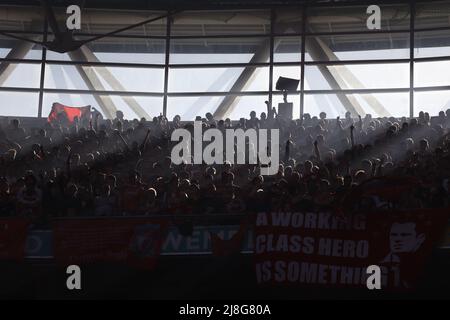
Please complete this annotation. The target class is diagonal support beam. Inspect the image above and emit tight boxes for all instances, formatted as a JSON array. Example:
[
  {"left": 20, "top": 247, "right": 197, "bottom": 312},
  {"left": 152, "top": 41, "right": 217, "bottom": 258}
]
[
  {"left": 182, "top": 68, "right": 237, "bottom": 120},
  {"left": 68, "top": 49, "right": 117, "bottom": 119},
  {"left": 0, "top": 41, "right": 35, "bottom": 86},
  {"left": 308, "top": 35, "right": 391, "bottom": 117},
  {"left": 79, "top": 46, "right": 152, "bottom": 120},
  {"left": 306, "top": 36, "right": 365, "bottom": 116},
  {"left": 213, "top": 38, "right": 272, "bottom": 119}
]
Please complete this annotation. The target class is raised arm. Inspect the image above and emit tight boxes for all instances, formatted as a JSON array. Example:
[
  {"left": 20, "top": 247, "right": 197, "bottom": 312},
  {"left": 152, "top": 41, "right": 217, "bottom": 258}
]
[
  {"left": 358, "top": 114, "right": 363, "bottom": 132},
  {"left": 5, "top": 138, "right": 22, "bottom": 153},
  {"left": 66, "top": 151, "right": 72, "bottom": 179},
  {"left": 350, "top": 124, "right": 355, "bottom": 149},
  {"left": 314, "top": 140, "right": 321, "bottom": 161},
  {"left": 117, "top": 132, "right": 130, "bottom": 151},
  {"left": 139, "top": 129, "right": 151, "bottom": 154},
  {"left": 39, "top": 144, "right": 46, "bottom": 160}
]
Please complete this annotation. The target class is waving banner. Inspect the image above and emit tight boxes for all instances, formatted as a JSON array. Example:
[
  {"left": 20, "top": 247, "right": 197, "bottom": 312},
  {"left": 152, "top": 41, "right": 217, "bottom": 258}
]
[
  {"left": 47, "top": 102, "right": 91, "bottom": 123},
  {"left": 254, "top": 209, "right": 449, "bottom": 290}
]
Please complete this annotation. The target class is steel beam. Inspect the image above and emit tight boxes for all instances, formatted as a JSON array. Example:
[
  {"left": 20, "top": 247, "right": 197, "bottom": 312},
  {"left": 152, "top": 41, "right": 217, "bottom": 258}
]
[
  {"left": 213, "top": 38, "right": 273, "bottom": 119},
  {"left": 0, "top": 40, "right": 34, "bottom": 86},
  {"left": 311, "top": 36, "right": 391, "bottom": 117},
  {"left": 79, "top": 46, "right": 152, "bottom": 120},
  {"left": 68, "top": 49, "right": 117, "bottom": 119},
  {"left": 306, "top": 35, "right": 365, "bottom": 116}
]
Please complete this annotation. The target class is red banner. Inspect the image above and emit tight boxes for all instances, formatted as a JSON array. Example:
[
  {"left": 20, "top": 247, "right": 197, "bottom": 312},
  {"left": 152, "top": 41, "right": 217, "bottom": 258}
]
[
  {"left": 0, "top": 218, "right": 30, "bottom": 261},
  {"left": 210, "top": 220, "right": 249, "bottom": 257},
  {"left": 47, "top": 102, "right": 91, "bottom": 123},
  {"left": 53, "top": 218, "right": 168, "bottom": 270},
  {"left": 254, "top": 209, "right": 449, "bottom": 290}
]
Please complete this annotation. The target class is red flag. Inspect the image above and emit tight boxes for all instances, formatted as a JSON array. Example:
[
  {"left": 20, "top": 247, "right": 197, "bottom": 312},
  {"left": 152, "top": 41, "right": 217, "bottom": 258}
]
[
  {"left": 0, "top": 218, "right": 30, "bottom": 261},
  {"left": 47, "top": 102, "right": 91, "bottom": 123}
]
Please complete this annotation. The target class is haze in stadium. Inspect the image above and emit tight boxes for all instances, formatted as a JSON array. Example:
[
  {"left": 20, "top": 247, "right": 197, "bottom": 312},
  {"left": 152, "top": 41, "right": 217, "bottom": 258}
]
[{"left": 1, "top": 0, "right": 450, "bottom": 304}]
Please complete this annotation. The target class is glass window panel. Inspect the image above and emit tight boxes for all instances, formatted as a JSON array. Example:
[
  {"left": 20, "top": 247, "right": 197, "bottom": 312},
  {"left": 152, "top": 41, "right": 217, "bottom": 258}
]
[
  {"left": 305, "top": 92, "right": 409, "bottom": 118},
  {"left": 44, "top": 64, "right": 164, "bottom": 92},
  {"left": 414, "top": 91, "right": 450, "bottom": 117},
  {"left": 0, "top": 34, "right": 43, "bottom": 59},
  {"left": 170, "top": 37, "right": 269, "bottom": 64},
  {"left": 168, "top": 95, "right": 270, "bottom": 121},
  {"left": 167, "top": 96, "right": 226, "bottom": 121},
  {"left": 2, "top": 63, "right": 41, "bottom": 88},
  {"left": 415, "top": 1, "right": 450, "bottom": 30},
  {"left": 304, "top": 93, "right": 346, "bottom": 118},
  {"left": 274, "top": 37, "right": 302, "bottom": 62},
  {"left": 227, "top": 95, "right": 269, "bottom": 120},
  {"left": 0, "top": 91, "right": 39, "bottom": 117},
  {"left": 414, "top": 30, "right": 450, "bottom": 59},
  {"left": 304, "top": 64, "right": 409, "bottom": 90},
  {"left": 305, "top": 33, "right": 410, "bottom": 61},
  {"left": 274, "top": 8, "right": 303, "bottom": 34},
  {"left": 44, "top": 64, "right": 89, "bottom": 90},
  {"left": 171, "top": 10, "right": 270, "bottom": 36},
  {"left": 354, "top": 92, "right": 409, "bottom": 118},
  {"left": 46, "top": 37, "right": 166, "bottom": 64},
  {"left": 244, "top": 67, "right": 269, "bottom": 92},
  {"left": 415, "top": 60, "right": 450, "bottom": 87},
  {"left": 94, "top": 66, "right": 164, "bottom": 93},
  {"left": 307, "top": 4, "right": 410, "bottom": 33},
  {"left": 169, "top": 67, "right": 269, "bottom": 92},
  {"left": 107, "top": 95, "right": 163, "bottom": 120}
]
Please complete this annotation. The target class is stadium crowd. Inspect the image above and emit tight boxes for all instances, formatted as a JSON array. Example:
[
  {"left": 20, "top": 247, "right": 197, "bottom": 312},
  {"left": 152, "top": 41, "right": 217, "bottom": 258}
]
[{"left": 1, "top": 105, "right": 450, "bottom": 224}]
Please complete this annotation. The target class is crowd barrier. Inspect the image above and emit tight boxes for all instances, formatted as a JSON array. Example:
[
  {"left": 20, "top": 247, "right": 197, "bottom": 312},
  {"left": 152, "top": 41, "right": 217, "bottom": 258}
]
[
  {"left": 23, "top": 215, "right": 450, "bottom": 259},
  {"left": 25, "top": 224, "right": 253, "bottom": 259}
]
